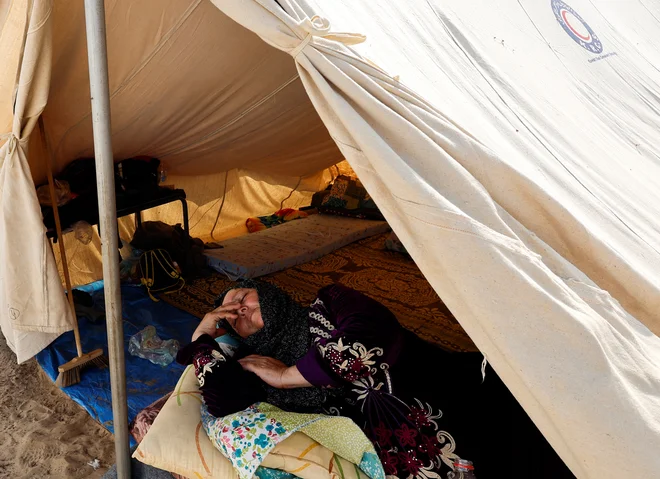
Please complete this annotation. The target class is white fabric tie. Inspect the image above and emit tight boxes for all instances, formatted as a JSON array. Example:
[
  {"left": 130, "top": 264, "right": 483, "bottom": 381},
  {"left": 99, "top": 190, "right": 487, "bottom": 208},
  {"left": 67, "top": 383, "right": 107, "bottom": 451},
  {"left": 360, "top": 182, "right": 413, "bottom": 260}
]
[
  {"left": 0, "top": 132, "right": 18, "bottom": 159},
  {"left": 289, "top": 15, "right": 366, "bottom": 59}
]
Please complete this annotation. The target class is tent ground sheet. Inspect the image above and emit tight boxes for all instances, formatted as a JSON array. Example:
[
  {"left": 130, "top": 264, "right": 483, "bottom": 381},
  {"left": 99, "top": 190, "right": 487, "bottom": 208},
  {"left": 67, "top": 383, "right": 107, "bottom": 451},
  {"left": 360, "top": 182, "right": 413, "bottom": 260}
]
[{"left": 36, "top": 282, "right": 199, "bottom": 446}]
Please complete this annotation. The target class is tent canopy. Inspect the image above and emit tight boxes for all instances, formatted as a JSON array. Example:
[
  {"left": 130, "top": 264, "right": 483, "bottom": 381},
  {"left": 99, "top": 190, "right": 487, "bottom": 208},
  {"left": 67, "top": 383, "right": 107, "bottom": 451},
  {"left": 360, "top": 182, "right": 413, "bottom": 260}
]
[{"left": 1, "top": 0, "right": 660, "bottom": 478}]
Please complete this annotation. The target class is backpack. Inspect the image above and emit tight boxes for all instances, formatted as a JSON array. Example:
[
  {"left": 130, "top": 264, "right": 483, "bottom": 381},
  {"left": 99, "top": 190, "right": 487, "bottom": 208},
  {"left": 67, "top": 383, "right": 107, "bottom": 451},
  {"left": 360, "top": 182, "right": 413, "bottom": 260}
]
[
  {"left": 131, "top": 221, "right": 207, "bottom": 278},
  {"left": 138, "top": 249, "right": 185, "bottom": 301}
]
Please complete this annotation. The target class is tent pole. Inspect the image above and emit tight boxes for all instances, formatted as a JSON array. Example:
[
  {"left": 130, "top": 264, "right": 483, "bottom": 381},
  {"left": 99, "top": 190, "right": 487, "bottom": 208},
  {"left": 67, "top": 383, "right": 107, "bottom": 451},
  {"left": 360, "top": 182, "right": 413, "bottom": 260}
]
[{"left": 83, "top": 0, "right": 131, "bottom": 477}]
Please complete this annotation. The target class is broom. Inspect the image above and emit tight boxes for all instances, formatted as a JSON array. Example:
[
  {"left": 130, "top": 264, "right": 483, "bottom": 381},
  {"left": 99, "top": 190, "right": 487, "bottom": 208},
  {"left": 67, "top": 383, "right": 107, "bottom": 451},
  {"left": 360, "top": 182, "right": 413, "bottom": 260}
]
[{"left": 39, "top": 117, "right": 108, "bottom": 387}]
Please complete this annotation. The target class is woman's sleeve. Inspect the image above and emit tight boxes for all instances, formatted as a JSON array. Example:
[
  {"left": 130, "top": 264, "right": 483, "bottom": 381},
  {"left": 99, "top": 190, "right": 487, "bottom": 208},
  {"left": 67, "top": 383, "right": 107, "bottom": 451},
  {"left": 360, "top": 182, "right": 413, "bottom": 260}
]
[
  {"left": 176, "top": 334, "right": 266, "bottom": 417},
  {"left": 296, "top": 344, "right": 344, "bottom": 388},
  {"left": 296, "top": 285, "right": 405, "bottom": 387}
]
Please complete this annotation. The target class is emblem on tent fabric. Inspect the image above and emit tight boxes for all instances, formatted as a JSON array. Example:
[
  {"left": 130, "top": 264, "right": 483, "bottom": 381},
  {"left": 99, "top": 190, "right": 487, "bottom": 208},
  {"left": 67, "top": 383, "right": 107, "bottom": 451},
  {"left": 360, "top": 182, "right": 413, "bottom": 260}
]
[{"left": 552, "top": 0, "right": 603, "bottom": 54}]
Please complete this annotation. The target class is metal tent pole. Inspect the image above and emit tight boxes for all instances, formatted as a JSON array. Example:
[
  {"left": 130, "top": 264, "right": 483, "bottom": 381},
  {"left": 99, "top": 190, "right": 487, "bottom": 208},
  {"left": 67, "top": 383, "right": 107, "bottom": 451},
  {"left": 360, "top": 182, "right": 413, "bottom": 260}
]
[{"left": 83, "top": 0, "right": 131, "bottom": 477}]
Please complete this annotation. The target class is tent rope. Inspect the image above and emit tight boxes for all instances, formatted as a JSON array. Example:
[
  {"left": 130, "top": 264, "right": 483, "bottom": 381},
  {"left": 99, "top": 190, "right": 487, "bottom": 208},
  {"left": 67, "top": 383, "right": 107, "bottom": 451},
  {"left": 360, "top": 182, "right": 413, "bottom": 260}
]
[
  {"left": 210, "top": 171, "right": 229, "bottom": 241},
  {"left": 279, "top": 176, "right": 303, "bottom": 210}
]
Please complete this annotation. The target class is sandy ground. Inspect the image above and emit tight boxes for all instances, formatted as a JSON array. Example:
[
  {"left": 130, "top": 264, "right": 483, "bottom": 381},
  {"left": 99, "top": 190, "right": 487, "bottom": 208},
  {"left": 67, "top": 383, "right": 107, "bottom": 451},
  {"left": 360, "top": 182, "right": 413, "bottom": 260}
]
[{"left": 0, "top": 335, "right": 115, "bottom": 478}]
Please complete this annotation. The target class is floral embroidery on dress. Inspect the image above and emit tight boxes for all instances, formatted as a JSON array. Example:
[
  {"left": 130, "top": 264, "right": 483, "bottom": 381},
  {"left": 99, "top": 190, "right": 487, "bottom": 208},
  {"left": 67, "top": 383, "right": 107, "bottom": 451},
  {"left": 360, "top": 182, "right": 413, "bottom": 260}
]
[
  {"left": 407, "top": 400, "right": 442, "bottom": 430},
  {"left": 435, "top": 430, "right": 460, "bottom": 471},
  {"left": 305, "top": 292, "right": 471, "bottom": 479},
  {"left": 315, "top": 331, "right": 465, "bottom": 479},
  {"left": 318, "top": 338, "right": 384, "bottom": 382},
  {"left": 193, "top": 347, "right": 228, "bottom": 387}
]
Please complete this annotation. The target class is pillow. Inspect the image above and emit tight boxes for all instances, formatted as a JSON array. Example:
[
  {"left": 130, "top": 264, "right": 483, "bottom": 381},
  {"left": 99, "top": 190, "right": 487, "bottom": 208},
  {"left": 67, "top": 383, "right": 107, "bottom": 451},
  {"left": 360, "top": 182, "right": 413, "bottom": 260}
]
[
  {"left": 133, "top": 365, "right": 369, "bottom": 479},
  {"left": 246, "top": 209, "right": 309, "bottom": 234},
  {"left": 133, "top": 365, "right": 239, "bottom": 479},
  {"left": 317, "top": 176, "right": 383, "bottom": 220},
  {"left": 321, "top": 175, "right": 368, "bottom": 210}
]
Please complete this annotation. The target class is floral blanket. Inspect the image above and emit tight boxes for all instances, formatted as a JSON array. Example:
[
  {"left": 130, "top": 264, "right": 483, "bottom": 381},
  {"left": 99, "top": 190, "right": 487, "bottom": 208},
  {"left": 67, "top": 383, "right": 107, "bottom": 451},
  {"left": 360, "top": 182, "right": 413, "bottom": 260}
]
[
  {"left": 246, "top": 208, "right": 309, "bottom": 233},
  {"left": 201, "top": 402, "right": 385, "bottom": 479}
]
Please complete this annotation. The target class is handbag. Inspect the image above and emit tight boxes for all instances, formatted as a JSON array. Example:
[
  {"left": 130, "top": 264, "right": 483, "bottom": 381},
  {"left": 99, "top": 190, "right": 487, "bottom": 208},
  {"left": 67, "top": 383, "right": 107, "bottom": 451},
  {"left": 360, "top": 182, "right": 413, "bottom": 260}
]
[{"left": 139, "top": 249, "right": 185, "bottom": 301}]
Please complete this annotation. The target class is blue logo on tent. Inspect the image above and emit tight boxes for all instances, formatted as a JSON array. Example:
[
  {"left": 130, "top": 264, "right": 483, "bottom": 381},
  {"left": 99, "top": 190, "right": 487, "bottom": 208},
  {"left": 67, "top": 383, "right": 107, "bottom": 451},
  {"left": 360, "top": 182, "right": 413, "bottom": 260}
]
[{"left": 552, "top": 0, "right": 603, "bottom": 54}]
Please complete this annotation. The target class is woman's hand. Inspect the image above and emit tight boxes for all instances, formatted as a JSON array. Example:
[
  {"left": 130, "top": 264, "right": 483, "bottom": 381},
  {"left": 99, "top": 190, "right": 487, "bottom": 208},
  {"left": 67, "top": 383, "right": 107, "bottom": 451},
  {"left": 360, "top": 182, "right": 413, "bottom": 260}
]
[
  {"left": 191, "top": 303, "right": 240, "bottom": 342},
  {"left": 238, "top": 355, "right": 312, "bottom": 389}
]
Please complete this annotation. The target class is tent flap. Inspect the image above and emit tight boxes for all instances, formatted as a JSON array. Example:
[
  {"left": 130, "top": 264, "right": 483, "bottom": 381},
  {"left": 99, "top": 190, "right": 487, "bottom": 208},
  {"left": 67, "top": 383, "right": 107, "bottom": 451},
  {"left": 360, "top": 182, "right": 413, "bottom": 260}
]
[
  {"left": 0, "top": 0, "right": 73, "bottom": 362},
  {"left": 206, "top": 0, "right": 660, "bottom": 477}
]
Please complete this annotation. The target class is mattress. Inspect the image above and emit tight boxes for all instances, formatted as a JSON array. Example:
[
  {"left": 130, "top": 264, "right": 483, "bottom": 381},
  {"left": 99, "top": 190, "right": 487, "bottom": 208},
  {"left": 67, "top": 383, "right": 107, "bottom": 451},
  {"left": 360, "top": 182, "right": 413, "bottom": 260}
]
[{"left": 204, "top": 214, "right": 390, "bottom": 280}]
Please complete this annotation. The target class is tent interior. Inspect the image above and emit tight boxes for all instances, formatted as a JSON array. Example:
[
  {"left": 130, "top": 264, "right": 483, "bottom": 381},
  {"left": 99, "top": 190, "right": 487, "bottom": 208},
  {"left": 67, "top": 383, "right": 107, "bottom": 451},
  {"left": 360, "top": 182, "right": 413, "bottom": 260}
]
[
  {"left": 31, "top": 0, "right": 348, "bottom": 284},
  {"left": 2, "top": 0, "right": 660, "bottom": 478}
]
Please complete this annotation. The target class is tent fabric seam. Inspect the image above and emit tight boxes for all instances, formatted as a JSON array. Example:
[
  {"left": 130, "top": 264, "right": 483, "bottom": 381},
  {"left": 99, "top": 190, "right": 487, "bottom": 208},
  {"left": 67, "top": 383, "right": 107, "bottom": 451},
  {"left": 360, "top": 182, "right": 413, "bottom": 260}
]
[{"left": 404, "top": 210, "right": 540, "bottom": 260}]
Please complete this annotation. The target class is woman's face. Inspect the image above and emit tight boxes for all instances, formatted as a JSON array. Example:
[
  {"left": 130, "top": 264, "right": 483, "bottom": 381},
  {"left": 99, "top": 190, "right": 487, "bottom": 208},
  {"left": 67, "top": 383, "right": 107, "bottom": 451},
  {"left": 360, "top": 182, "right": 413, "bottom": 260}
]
[{"left": 222, "top": 288, "right": 264, "bottom": 338}]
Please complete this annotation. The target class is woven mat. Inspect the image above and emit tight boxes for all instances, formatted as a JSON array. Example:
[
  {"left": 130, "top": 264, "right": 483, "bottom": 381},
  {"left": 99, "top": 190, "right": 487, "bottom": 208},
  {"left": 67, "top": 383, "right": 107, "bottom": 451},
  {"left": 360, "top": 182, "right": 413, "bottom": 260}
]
[{"left": 161, "top": 234, "right": 476, "bottom": 352}]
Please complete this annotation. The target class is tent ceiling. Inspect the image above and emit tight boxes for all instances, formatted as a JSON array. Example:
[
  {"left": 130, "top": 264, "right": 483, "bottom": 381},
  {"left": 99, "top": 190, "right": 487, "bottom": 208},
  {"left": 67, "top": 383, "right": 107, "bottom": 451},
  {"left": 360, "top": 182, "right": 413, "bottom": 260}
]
[{"left": 37, "top": 0, "right": 341, "bottom": 182}]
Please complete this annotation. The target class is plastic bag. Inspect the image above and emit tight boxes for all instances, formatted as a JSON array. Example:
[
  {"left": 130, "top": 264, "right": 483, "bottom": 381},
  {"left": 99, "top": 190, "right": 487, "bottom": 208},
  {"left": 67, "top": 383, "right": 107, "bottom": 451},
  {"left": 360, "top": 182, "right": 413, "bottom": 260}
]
[
  {"left": 128, "top": 325, "right": 180, "bottom": 366},
  {"left": 73, "top": 221, "right": 94, "bottom": 245},
  {"left": 36, "top": 179, "right": 72, "bottom": 206}
]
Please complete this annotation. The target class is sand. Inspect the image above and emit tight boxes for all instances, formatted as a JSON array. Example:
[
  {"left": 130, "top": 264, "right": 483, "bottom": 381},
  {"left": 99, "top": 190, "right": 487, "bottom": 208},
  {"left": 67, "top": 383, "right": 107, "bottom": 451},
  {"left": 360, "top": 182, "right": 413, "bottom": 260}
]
[{"left": 0, "top": 335, "right": 115, "bottom": 478}]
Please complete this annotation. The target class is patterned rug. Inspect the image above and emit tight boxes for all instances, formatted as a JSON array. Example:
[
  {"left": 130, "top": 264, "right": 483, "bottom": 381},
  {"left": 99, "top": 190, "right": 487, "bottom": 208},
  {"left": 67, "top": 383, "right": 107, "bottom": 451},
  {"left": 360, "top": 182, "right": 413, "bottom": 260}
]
[{"left": 161, "top": 234, "right": 476, "bottom": 352}]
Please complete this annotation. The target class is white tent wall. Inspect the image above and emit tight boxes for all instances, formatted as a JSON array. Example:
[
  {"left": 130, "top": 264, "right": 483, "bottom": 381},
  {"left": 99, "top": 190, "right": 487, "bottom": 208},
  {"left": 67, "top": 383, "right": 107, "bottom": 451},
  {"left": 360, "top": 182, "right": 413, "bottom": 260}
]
[
  {"left": 33, "top": 0, "right": 341, "bottom": 182},
  {"left": 292, "top": 0, "right": 660, "bottom": 334},
  {"left": 204, "top": 0, "right": 660, "bottom": 477}
]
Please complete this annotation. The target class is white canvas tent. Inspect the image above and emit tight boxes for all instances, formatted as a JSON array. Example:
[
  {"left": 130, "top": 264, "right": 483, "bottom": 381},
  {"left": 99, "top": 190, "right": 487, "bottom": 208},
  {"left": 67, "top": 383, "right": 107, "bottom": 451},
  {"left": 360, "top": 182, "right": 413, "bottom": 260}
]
[{"left": 1, "top": 0, "right": 659, "bottom": 478}]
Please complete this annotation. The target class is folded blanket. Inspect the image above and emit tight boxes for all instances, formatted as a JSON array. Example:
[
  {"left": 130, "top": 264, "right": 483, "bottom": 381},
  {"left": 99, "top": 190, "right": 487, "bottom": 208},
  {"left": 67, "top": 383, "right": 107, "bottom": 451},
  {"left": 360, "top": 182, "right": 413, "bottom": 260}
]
[
  {"left": 246, "top": 209, "right": 308, "bottom": 233},
  {"left": 202, "top": 402, "right": 385, "bottom": 479},
  {"left": 259, "top": 432, "right": 372, "bottom": 479}
]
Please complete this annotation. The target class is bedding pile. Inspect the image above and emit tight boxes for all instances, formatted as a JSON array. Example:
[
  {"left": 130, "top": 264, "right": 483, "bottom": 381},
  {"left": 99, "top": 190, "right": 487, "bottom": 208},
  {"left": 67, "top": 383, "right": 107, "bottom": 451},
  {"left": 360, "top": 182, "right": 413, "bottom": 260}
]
[
  {"left": 133, "top": 364, "right": 384, "bottom": 479},
  {"left": 202, "top": 403, "right": 384, "bottom": 479}
]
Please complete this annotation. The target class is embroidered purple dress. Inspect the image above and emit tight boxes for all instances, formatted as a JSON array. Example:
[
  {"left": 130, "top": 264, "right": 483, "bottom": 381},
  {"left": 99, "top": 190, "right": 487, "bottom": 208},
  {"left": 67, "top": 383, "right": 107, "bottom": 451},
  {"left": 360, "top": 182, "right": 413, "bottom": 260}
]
[
  {"left": 179, "top": 282, "right": 573, "bottom": 479},
  {"left": 295, "top": 285, "right": 573, "bottom": 479}
]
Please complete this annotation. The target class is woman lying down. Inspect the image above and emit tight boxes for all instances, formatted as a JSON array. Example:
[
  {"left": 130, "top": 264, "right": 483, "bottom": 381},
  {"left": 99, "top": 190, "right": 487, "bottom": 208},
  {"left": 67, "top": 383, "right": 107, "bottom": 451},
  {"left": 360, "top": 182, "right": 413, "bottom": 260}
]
[{"left": 176, "top": 280, "right": 574, "bottom": 479}]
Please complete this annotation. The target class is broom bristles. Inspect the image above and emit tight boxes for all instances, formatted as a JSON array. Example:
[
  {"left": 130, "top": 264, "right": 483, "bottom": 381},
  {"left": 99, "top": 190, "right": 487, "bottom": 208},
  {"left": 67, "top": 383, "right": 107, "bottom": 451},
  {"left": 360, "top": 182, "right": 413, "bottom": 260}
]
[
  {"left": 91, "top": 355, "right": 109, "bottom": 369},
  {"left": 55, "top": 368, "right": 80, "bottom": 388},
  {"left": 55, "top": 348, "right": 108, "bottom": 388}
]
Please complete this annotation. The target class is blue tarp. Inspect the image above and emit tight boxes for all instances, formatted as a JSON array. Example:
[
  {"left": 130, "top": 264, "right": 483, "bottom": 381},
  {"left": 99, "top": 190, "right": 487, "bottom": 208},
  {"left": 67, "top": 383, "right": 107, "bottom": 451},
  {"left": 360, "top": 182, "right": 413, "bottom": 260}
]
[{"left": 36, "top": 282, "right": 200, "bottom": 446}]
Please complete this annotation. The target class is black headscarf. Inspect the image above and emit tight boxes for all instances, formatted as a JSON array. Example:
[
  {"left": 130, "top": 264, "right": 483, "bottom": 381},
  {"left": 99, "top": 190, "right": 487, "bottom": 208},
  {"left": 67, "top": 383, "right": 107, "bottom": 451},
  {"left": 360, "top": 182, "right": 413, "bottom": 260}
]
[
  {"left": 216, "top": 279, "right": 311, "bottom": 366},
  {"left": 216, "top": 279, "right": 328, "bottom": 412}
]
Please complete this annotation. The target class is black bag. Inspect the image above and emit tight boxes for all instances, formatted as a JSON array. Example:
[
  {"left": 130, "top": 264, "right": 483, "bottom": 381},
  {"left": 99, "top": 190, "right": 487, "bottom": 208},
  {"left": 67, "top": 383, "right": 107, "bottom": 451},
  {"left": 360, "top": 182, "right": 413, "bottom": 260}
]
[
  {"left": 131, "top": 221, "right": 207, "bottom": 278},
  {"left": 58, "top": 158, "right": 99, "bottom": 196},
  {"left": 115, "top": 157, "right": 160, "bottom": 193},
  {"left": 139, "top": 249, "right": 185, "bottom": 301}
]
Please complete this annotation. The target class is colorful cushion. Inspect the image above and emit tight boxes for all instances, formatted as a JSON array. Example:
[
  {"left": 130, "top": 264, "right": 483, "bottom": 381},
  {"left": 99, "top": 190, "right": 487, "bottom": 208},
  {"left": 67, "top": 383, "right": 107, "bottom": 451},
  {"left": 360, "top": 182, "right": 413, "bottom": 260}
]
[{"left": 321, "top": 176, "right": 368, "bottom": 210}]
